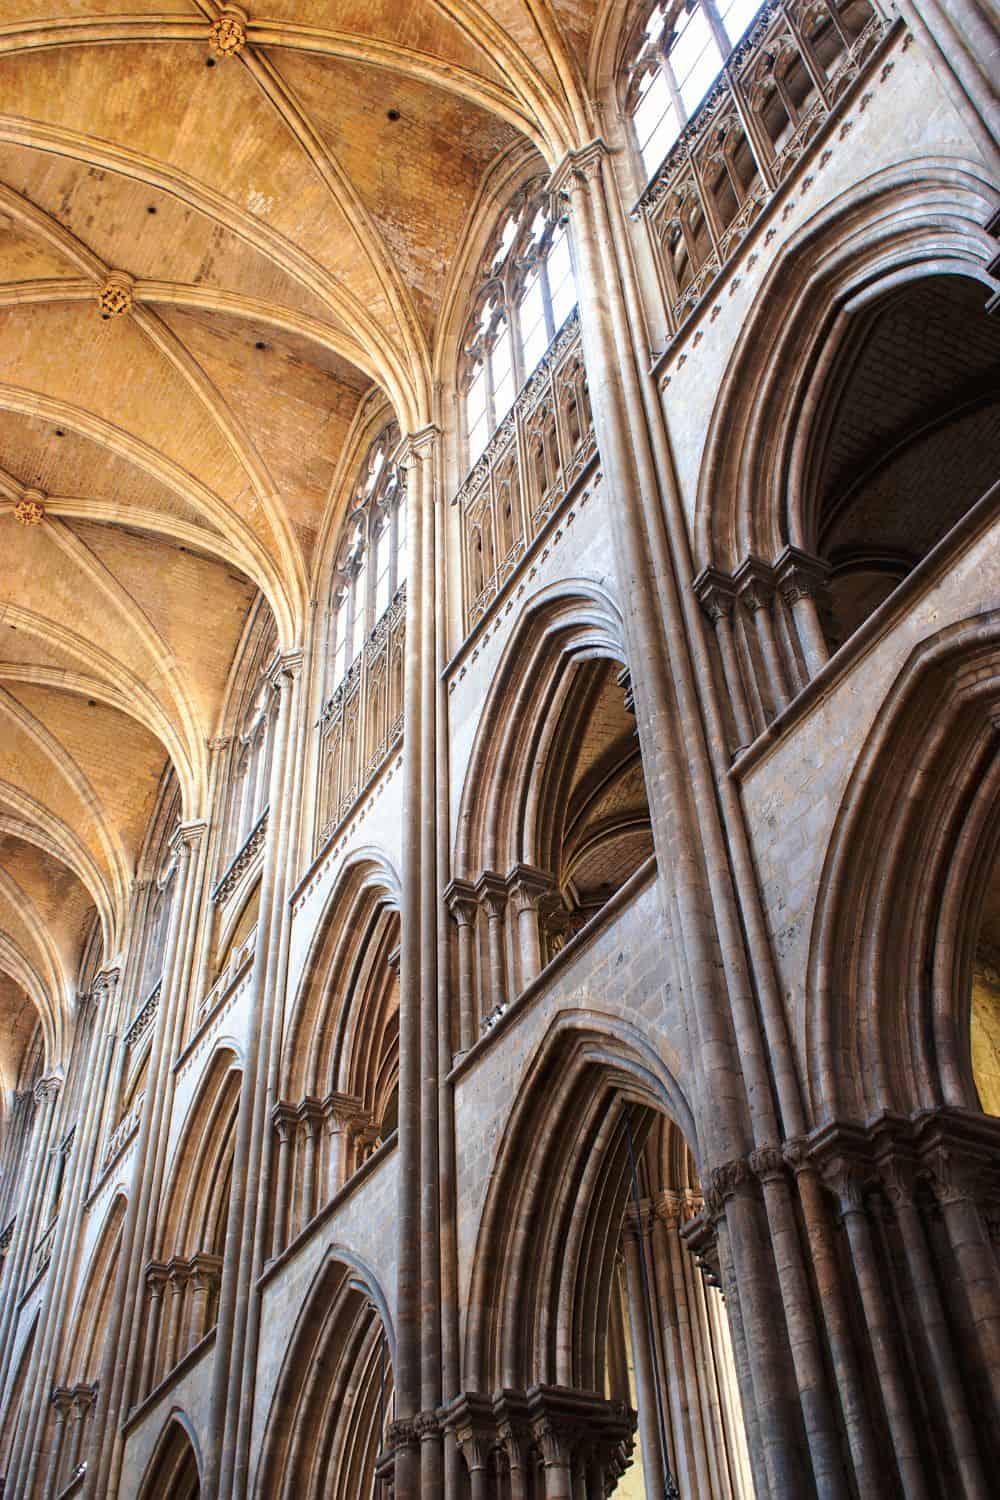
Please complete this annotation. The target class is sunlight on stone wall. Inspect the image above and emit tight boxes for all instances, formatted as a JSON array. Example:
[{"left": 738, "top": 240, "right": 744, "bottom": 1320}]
[{"left": 972, "top": 955, "right": 1000, "bottom": 1116}]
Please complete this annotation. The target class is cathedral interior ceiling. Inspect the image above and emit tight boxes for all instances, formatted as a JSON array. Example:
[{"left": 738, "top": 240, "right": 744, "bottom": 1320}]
[{"left": 0, "top": 0, "right": 601, "bottom": 1074}]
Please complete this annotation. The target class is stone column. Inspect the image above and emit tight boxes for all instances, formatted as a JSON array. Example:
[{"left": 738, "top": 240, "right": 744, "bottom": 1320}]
[
  {"left": 735, "top": 558, "right": 789, "bottom": 717},
  {"left": 928, "top": 1145, "right": 1000, "bottom": 1416},
  {"left": 297, "top": 1099, "right": 323, "bottom": 1227},
  {"left": 42, "top": 1388, "right": 73, "bottom": 1500},
  {"left": 694, "top": 567, "right": 755, "bottom": 750},
  {"left": 0, "top": 1073, "right": 63, "bottom": 1397},
  {"left": 621, "top": 1214, "right": 667, "bottom": 1500},
  {"left": 270, "top": 1104, "right": 296, "bottom": 1257},
  {"left": 475, "top": 871, "right": 508, "bottom": 1027},
  {"left": 139, "top": 1263, "right": 168, "bottom": 1398},
  {"left": 188, "top": 1254, "right": 222, "bottom": 1347},
  {"left": 322, "top": 1093, "right": 361, "bottom": 1201},
  {"left": 532, "top": 1416, "right": 574, "bottom": 1500},
  {"left": 207, "top": 649, "right": 303, "bottom": 1500},
  {"left": 663, "top": 1201, "right": 712, "bottom": 1499},
  {"left": 445, "top": 880, "right": 479, "bottom": 1054},
  {"left": 651, "top": 1204, "right": 694, "bottom": 1496},
  {"left": 67, "top": 1385, "right": 95, "bottom": 1478},
  {"left": 506, "top": 864, "right": 553, "bottom": 992},
  {"left": 498, "top": 1419, "right": 531, "bottom": 1500},
  {"left": 87, "top": 819, "right": 209, "bottom": 1500},
  {"left": 786, "top": 1140, "right": 882, "bottom": 1493},
  {"left": 163, "top": 1257, "right": 190, "bottom": 1372},
  {"left": 773, "top": 546, "right": 830, "bottom": 682},
  {"left": 822, "top": 1156, "right": 929, "bottom": 1500}
]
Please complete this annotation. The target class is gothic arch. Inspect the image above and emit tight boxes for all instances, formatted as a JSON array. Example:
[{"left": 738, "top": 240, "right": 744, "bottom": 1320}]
[
  {"left": 455, "top": 581, "right": 631, "bottom": 880},
  {"left": 695, "top": 158, "right": 998, "bottom": 575},
  {"left": 464, "top": 1008, "right": 695, "bottom": 1393},
  {"left": 157, "top": 1046, "right": 241, "bottom": 1260},
  {"left": 269, "top": 853, "right": 402, "bottom": 1254},
  {"left": 284, "top": 851, "right": 402, "bottom": 1110},
  {"left": 254, "top": 1249, "right": 395, "bottom": 1500},
  {"left": 807, "top": 611, "right": 1000, "bottom": 1123},
  {"left": 59, "top": 1192, "right": 127, "bottom": 1385},
  {"left": 138, "top": 1412, "right": 201, "bottom": 1500}
]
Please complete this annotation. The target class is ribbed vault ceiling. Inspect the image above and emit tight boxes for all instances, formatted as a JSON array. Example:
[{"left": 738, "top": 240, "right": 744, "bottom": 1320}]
[{"left": 0, "top": 0, "right": 606, "bottom": 1078}]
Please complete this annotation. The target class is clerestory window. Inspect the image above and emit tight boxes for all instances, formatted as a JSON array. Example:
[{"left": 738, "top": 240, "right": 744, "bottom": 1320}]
[
  {"left": 328, "top": 422, "right": 405, "bottom": 695},
  {"left": 463, "top": 189, "right": 578, "bottom": 465},
  {"left": 628, "top": 0, "right": 763, "bottom": 180}
]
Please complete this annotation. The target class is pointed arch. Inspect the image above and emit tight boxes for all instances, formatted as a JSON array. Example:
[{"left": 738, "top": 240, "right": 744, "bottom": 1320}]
[
  {"left": 455, "top": 580, "right": 629, "bottom": 878},
  {"left": 254, "top": 1249, "right": 394, "bottom": 1500},
  {"left": 465, "top": 1008, "right": 695, "bottom": 1393},
  {"left": 695, "top": 158, "right": 998, "bottom": 574},
  {"left": 807, "top": 611, "right": 1000, "bottom": 1123},
  {"left": 138, "top": 1412, "right": 201, "bottom": 1500},
  {"left": 59, "top": 1193, "right": 127, "bottom": 1386}
]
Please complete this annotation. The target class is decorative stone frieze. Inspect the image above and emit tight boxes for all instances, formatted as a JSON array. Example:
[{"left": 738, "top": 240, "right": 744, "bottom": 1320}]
[{"left": 213, "top": 806, "right": 268, "bottom": 903}]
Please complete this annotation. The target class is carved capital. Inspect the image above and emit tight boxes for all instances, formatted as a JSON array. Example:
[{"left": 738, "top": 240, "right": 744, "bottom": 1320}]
[
  {"left": 693, "top": 565, "right": 738, "bottom": 625},
  {"left": 506, "top": 862, "right": 553, "bottom": 913},
  {"left": 772, "top": 545, "right": 830, "bottom": 607},
  {"left": 549, "top": 139, "right": 611, "bottom": 203},
  {"left": 929, "top": 1147, "right": 982, "bottom": 1208},
  {"left": 782, "top": 1136, "right": 810, "bottom": 1174},
  {"left": 34, "top": 1072, "right": 63, "bottom": 1105},
  {"left": 396, "top": 424, "right": 440, "bottom": 470},
  {"left": 710, "top": 1156, "right": 752, "bottom": 1201},
  {"left": 475, "top": 871, "right": 508, "bottom": 921},
  {"left": 749, "top": 1145, "right": 786, "bottom": 1182},
  {"left": 386, "top": 1417, "right": 419, "bottom": 1454},
  {"left": 820, "top": 1154, "right": 868, "bottom": 1216},
  {"left": 145, "top": 1260, "right": 170, "bottom": 1296},
  {"left": 733, "top": 555, "right": 777, "bottom": 614},
  {"left": 444, "top": 878, "right": 478, "bottom": 927},
  {"left": 879, "top": 1156, "right": 917, "bottom": 1209},
  {"left": 531, "top": 1414, "right": 571, "bottom": 1469},
  {"left": 413, "top": 1409, "right": 440, "bottom": 1443}
]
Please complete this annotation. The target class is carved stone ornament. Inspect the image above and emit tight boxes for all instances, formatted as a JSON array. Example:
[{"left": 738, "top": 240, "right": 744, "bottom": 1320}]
[
  {"left": 386, "top": 1417, "right": 419, "bottom": 1453},
  {"left": 710, "top": 1156, "right": 753, "bottom": 1200},
  {"left": 97, "top": 272, "right": 134, "bottom": 319},
  {"left": 210, "top": 9, "right": 248, "bottom": 57},
  {"left": 14, "top": 490, "right": 45, "bottom": 526}
]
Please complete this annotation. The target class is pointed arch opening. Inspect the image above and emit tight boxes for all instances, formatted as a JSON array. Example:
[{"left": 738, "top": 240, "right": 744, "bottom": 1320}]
[
  {"left": 255, "top": 1252, "right": 394, "bottom": 1500},
  {"left": 450, "top": 586, "right": 654, "bottom": 1048},
  {"left": 455, "top": 1013, "right": 751, "bottom": 1498},
  {"left": 138, "top": 1414, "right": 201, "bottom": 1500},
  {"left": 271, "top": 855, "right": 401, "bottom": 1257}
]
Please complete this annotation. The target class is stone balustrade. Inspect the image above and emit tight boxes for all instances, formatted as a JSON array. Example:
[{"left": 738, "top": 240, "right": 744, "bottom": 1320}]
[
  {"left": 635, "top": 0, "right": 892, "bottom": 335},
  {"left": 316, "top": 584, "right": 406, "bottom": 852}
]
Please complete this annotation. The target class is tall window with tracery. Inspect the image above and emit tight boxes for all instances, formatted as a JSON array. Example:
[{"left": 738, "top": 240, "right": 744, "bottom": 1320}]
[
  {"left": 627, "top": 0, "right": 763, "bottom": 179},
  {"left": 328, "top": 422, "right": 405, "bottom": 695},
  {"left": 317, "top": 421, "right": 407, "bottom": 849},
  {"left": 463, "top": 186, "right": 578, "bottom": 465}
]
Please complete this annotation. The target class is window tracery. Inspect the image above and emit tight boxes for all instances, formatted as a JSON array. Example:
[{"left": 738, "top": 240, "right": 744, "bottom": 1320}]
[
  {"left": 317, "top": 423, "right": 406, "bottom": 849},
  {"left": 462, "top": 184, "right": 577, "bottom": 464},
  {"left": 328, "top": 422, "right": 405, "bottom": 696},
  {"left": 625, "top": 0, "right": 764, "bottom": 180}
]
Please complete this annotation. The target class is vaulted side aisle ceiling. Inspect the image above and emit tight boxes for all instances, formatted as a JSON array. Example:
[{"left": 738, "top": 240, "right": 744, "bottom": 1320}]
[{"left": 0, "top": 0, "right": 605, "bottom": 1078}]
